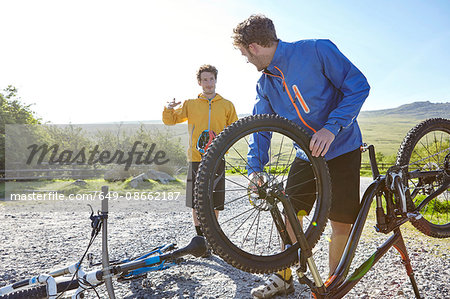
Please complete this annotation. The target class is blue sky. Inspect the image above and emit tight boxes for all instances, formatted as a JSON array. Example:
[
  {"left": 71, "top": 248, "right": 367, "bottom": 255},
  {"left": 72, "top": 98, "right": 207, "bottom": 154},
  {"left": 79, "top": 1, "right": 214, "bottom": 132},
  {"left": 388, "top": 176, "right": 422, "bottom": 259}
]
[{"left": 1, "top": 0, "right": 449, "bottom": 123}]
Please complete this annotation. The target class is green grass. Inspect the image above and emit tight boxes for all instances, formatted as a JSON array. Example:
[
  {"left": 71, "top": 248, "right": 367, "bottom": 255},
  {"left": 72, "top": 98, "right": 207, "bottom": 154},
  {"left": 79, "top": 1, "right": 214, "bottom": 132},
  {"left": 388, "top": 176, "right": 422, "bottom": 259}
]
[
  {"left": 358, "top": 114, "right": 424, "bottom": 161},
  {"left": 411, "top": 194, "right": 450, "bottom": 223}
]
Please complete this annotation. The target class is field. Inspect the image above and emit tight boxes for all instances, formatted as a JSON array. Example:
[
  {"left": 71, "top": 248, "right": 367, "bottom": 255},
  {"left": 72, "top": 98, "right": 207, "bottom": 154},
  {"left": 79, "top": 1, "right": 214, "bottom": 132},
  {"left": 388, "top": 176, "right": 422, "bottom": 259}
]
[
  {"left": 358, "top": 114, "right": 425, "bottom": 160},
  {"left": 150, "top": 114, "right": 439, "bottom": 175}
]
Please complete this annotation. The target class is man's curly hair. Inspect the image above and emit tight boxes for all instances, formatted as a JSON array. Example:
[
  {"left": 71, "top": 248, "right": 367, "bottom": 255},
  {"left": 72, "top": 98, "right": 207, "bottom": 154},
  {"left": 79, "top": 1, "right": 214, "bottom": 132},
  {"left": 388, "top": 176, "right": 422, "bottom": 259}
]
[
  {"left": 232, "top": 14, "right": 278, "bottom": 48},
  {"left": 196, "top": 64, "right": 218, "bottom": 82}
]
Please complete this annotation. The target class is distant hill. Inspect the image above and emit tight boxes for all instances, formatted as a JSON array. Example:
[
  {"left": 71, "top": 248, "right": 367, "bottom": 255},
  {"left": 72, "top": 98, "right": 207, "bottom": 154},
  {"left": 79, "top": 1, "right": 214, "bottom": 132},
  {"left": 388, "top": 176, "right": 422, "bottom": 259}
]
[
  {"left": 360, "top": 101, "right": 449, "bottom": 119},
  {"left": 358, "top": 101, "right": 449, "bottom": 158},
  {"left": 238, "top": 101, "right": 449, "bottom": 120}
]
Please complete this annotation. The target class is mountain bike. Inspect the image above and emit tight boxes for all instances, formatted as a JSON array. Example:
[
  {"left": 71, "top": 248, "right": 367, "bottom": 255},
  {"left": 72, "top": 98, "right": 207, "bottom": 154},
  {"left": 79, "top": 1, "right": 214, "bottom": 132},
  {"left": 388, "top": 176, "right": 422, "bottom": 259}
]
[
  {"left": 0, "top": 186, "right": 207, "bottom": 299},
  {"left": 195, "top": 115, "right": 449, "bottom": 298}
]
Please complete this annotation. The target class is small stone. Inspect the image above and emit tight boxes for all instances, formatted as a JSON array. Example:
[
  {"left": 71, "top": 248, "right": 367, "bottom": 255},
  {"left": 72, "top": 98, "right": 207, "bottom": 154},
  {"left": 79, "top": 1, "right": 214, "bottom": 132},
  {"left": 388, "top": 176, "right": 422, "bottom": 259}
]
[{"left": 72, "top": 179, "right": 87, "bottom": 186}]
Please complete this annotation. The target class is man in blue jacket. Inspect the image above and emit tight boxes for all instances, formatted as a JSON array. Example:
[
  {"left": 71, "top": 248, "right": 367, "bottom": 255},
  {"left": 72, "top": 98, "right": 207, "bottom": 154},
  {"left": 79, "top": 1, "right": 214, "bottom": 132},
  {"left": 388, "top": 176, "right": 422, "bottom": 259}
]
[{"left": 233, "top": 15, "right": 370, "bottom": 298}]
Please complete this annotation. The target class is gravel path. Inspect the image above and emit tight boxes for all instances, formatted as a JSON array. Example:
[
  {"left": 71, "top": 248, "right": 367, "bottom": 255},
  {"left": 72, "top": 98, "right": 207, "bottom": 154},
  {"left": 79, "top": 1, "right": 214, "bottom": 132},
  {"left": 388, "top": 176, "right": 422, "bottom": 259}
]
[{"left": 0, "top": 177, "right": 449, "bottom": 298}]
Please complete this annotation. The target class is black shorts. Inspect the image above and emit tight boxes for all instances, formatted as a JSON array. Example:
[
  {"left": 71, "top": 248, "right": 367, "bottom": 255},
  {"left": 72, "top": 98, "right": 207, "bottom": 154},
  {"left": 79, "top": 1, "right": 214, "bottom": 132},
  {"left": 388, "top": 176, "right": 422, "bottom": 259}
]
[
  {"left": 186, "top": 160, "right": 225, "bottom": 211},
  {"left": 285, "top": 148, "right": 361, "bottom": 224}
]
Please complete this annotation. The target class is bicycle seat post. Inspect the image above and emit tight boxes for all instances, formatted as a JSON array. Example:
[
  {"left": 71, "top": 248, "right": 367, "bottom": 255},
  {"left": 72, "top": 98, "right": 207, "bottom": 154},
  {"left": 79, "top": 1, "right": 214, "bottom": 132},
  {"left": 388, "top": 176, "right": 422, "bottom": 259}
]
[{"left": 101, "top": 186, "right": 116, "bottom": 299}]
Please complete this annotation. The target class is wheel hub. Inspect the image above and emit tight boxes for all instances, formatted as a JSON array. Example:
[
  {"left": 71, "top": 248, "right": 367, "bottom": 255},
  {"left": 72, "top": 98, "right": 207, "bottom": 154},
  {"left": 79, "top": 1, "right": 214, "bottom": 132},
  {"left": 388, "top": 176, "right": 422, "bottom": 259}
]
[{"left": 248, "top": 174, "right": 284, "bottom": 211}]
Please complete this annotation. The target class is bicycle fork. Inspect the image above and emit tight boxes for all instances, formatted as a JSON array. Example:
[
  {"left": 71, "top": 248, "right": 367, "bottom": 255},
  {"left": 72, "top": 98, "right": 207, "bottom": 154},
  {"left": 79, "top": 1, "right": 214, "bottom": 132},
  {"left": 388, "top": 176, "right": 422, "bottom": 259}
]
[{"left": 271, "top": 189, "right": 326, "bottom": 294}]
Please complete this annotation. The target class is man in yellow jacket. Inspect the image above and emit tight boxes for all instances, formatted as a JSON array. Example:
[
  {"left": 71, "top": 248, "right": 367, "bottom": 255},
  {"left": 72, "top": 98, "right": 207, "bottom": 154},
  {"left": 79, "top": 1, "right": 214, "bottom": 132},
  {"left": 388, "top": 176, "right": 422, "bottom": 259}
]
[{"left": 162, "top": 65, "right": 238, "bottom": 254}]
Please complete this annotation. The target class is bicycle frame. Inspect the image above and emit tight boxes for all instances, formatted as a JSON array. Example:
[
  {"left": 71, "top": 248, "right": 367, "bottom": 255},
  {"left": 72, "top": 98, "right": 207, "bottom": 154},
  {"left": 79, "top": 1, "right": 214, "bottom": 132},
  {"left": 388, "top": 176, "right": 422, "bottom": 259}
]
[
  {"left": 320, "top": 177, "right": 422, "bottom": 298},
  {"left": 64, "top": 237, "right": 204, "bottom": 298},
  {"left": 279, "top": 145, "right": 432, "bottom": 299}
]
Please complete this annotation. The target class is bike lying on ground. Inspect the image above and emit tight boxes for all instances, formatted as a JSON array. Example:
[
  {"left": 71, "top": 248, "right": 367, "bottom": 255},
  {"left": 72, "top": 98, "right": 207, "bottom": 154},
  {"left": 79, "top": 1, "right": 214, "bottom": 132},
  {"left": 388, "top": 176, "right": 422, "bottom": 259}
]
[
  {"left": 0, "top": 187, "right": 207, "bottom": 299},
  {"left": 195, "top": 116, "right": 449, "bottom": 298}
]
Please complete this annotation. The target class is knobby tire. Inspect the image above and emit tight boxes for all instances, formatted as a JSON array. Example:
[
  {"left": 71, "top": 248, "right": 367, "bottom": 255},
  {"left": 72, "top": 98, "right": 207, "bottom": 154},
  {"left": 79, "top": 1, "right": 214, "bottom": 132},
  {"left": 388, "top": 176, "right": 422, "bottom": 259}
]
[
  {"left": 397, "top": 118, "right": 450, "bottom": 238},
  {"left": 195, "top": 114, "right": 331, "bottom": 273}
]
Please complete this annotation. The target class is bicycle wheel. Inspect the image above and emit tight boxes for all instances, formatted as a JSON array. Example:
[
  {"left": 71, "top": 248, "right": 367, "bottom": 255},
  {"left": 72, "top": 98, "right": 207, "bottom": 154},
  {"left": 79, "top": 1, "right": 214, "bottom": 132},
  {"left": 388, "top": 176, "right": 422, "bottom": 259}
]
[
  {"left": 195, "top": 114, "right": 331, "bottom": 273},
  {"left": 397, "top": 118, "right": 450, "bottom": 238},
  {"left": 0, "top": 279, "right": 79, "bottom": 299}
]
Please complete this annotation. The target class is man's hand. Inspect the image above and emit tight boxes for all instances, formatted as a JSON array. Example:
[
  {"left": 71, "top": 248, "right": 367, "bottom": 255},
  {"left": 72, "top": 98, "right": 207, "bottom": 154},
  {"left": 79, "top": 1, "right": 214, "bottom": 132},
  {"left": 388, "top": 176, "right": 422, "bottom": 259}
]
[
  {"left": 309, "top": 128, "right": 335, "bottom": 157},
  {"left": 166, "top": 98, "right": 181, "bottom": 109}
]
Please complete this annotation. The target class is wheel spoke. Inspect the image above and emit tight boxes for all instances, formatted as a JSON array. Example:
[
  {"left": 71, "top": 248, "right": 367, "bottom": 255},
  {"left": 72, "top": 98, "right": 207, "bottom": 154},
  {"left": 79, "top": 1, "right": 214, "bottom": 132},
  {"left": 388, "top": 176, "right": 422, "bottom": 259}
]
[
  {"left": 221, "top": 205, "right": 257, "bottom": 226},
  {"left": 240, "top": 208, "right": 260, "bottom": 248},
  {"left": 253, "top": 208, "right": 262, "bottom": 254},
  {"left": 274, "top": 135, "right": 285, "bottom": 173},
  {"left": 215, "top": 192, "right": 250, "bottom": 210}
]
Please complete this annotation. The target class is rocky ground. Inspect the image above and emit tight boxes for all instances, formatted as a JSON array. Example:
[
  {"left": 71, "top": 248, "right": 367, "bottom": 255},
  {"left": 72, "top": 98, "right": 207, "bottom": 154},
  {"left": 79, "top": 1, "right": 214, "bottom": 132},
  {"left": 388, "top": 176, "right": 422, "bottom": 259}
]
[{"left": 0, "top": 177, "right": 449, "bottom": 298}]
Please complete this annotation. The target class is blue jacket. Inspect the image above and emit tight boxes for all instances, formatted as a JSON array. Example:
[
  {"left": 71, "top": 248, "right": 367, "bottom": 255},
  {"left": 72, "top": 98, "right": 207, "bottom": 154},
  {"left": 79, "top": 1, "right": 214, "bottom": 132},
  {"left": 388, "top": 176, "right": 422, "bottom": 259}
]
[{"left": 248, "top": 39, "right": 370, "bottom": 174}]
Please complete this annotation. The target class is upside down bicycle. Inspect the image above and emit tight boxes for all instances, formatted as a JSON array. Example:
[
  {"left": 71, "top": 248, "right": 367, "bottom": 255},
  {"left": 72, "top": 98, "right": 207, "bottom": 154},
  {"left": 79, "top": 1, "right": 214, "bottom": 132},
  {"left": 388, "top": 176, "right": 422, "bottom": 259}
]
[{"left": 195, "top": 115, "right": 449, "bottom": 298}]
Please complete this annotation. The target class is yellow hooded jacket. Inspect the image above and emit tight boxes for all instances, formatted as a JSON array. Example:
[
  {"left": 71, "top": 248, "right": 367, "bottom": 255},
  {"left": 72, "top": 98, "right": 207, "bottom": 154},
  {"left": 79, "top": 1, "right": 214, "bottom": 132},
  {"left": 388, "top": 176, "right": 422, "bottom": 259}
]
[{"left": 162, "top": 93, "right": 238, "bottom": 162}]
